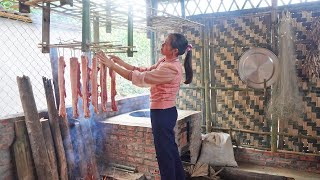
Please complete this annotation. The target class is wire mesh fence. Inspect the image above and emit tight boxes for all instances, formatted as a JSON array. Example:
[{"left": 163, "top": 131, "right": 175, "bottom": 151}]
[{"left": 0, "top": 10, "right": 150, "bottom": 119}]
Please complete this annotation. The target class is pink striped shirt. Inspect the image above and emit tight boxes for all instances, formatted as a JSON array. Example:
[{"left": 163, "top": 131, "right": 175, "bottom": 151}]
[{"left": 129, "top": 57, "right": 182, "bottom": 109}]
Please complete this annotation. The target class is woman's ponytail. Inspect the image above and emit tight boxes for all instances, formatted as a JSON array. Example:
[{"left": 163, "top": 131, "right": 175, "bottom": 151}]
[
  {"left": 184, "top": 44, "right": 193, "bottom": 84},
  {"left": 169, "top": 33, "right": 193, "bottom": 84}
]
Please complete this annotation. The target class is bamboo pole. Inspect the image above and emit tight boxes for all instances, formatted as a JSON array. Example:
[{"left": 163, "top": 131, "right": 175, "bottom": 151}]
[
  {"left": 42, "top": 77, "right": 68, "bottom": 180},
  {"left": 271, "top": 0, "right": 278, "bottom": 153},
  {"left": 13, "top": 120, "right": 35, "bottom": 180},
  {"left": 16, "top": 75, "right": 54, "bottom": 180},
  {"left": 40, "top": 118, "right": 60, "bottom": 180},
  {"left": 210, "top": 126, "right": 320, "bottom": 141}
]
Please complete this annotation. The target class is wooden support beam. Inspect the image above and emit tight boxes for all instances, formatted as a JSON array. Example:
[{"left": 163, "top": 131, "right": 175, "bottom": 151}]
[
  {"left": 127, "top": 5, "right": 134, "bottom": 57},
  {"left": 16, "top": 76, "right": 54, "bottom": 180},
  {"left": 42, "top": 3, "right": 50, "bottom": 53},
  {"left": 13, "top": 120, "right": 35, "bottom": 180},
  {"left": 43, "top": 77, "right": 68, "bottom": 180},
  {"left": 40, "top": 118, "right": 60, "bottom": 180},
  {"left": 82, "top": 0, "right": 91, "bottom": 52},
  {"left": 180, "top": 0, "right": 185, "bottom": 18},
  {"left": 93, "top": 16, "right": 100, "bottom": 43}
]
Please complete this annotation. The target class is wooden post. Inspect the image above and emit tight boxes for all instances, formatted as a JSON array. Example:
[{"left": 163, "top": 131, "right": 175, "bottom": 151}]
[
  {"left": 42, "top": 77, "right": 68, "bottom": 180},
  {"left": 16, "top": 75, "right": 54, "bottom": 180},
  {"left": 82, "top": 0, "right": 90, "bottom": 52},
  {"left": 60, "top": 116, "right": 76, "bottom": 179},
  {"left": 42, "top": 3, "right": 50, "bottom": 53},
  {"left": 13, "top": 120, "right": 35, "bottom": 180},
  {"left": 40, "top": 118, "right": 60, "bottom": 180},
  {"left": 49, "top": 48, "right": 60, "bottom": 109}
]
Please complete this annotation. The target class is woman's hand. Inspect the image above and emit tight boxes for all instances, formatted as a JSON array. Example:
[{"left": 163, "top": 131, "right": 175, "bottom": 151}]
[
  {"left": 96, "top": 51, "right": 114, "bottom": 68},
  {"left": 108, "top": 55, "right": 124, "bottom": 65}
]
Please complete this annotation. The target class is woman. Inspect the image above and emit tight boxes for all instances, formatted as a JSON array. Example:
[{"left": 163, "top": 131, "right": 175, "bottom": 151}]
[{"left": 97, "top": 33, "right": 192, "bottom": 180}]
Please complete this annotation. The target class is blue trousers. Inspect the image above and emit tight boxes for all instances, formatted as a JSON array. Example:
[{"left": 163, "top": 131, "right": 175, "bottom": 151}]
[{"left": 150, "top": 107, "right": 185, "bottom": 180}]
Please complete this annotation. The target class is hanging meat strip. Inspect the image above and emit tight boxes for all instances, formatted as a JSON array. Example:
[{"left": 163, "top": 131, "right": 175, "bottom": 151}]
[
  {"left": 91, "top": 56, "right": 99, "bottom": 113},
  {"left": 81, "top": 55, "right": 91, "bottom": 118},
  {"left": 70, "top": 57, "right": 82, "bottom": 118},
  {"left": 100, "top": 61, "right": 108, "bottom": 112},
  {"left": 58, "top": 56, "right": 67, "bottom": 117},
  {"left": 109, "top": 68, "right": 118, "bottom": 111}
]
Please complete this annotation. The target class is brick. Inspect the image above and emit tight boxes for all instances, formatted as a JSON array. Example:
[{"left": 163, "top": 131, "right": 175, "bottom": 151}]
[
  {"left": 285, "top": 153, "right": 298, "bottom": 160},
  {"left": 145, "top": 139, "right": 153, "bottom": 145},
  {"left": 144, "top": 153, "right": 156, "bottom": 160},
  {"left": 136, "top": 138, "right": 144, "bottom": 144},
  {"left": 136, "top": 131, "right": 144, "bottom": 138},
  {"left": 126, "top": 126, "right": 136, "bottom": 131},
  {"left": 146, "top": 128, "right": 153, "bottom": 133},
  {"left": 144, "top": 160, "right": 158, "bottom": 167},
  {"left": 137, "top": 127, "right": 146, "bottom": 132},
  {"left": 145, "top": 146, "right": 156, "bottom": 153},
  {"left": 128, "top": 130, "right": 135, "bottom": 137},
  {"left": 299, "top": 155, "right": 317, "bottom": 162}
]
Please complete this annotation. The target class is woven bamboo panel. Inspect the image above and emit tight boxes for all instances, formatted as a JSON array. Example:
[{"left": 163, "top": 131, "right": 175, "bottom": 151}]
[
  {"left": 210, "top": 14, "right": 272, "bottom": 148},
  {"left": 156, "top": 27, "right": 203, "bottom": 111},
  {"left": 280, "top": 10, "right": 320, "bottom": 153}
]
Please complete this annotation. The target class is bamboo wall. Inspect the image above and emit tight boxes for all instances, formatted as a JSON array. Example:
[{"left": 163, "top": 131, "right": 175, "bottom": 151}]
[{"left": 156, "top": 6, "right": 320, "bottom": 154}]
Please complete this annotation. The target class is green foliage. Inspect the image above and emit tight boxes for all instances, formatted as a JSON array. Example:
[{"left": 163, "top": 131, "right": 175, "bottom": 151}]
[
  {"left": 100, "top": 28, "right": 151, "bottom": 97},
  {"left": 0, "top": 0, "right": 18, "bottom": 11}
]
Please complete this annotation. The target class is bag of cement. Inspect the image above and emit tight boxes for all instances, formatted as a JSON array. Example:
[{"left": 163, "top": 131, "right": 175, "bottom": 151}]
[{"left": 198, "top": 132, "right": 238, "bottom": 167}]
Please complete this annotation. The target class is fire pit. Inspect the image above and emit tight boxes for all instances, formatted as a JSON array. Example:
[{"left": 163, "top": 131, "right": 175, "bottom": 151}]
[{"left": 97, "top": 109, "right": 202, "bottom": 179}]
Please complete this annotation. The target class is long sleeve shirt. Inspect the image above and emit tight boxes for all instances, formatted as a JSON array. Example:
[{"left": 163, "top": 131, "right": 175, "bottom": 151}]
[{"left": 129, "top": 57, "right": 182, "bottom": 109}]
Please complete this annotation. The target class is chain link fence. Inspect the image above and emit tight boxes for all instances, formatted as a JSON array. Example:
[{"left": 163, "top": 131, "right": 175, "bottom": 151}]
[{"left": 0, "top": 10, "right": 150, "bottom": 119}]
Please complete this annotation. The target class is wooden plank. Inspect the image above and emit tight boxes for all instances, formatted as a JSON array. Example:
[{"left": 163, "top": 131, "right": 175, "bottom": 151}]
[
  {"left": 13, "top": 120, "right": 35, "bottom": 180},
  {"left": 16, "top": 75, "right": 54, "bottom": 180},
  {"left": 42, "top": 77, "right": 68, "bottom": 180},
  {"left": 40, "top": 118, "right": 60, "bottom": 180}
]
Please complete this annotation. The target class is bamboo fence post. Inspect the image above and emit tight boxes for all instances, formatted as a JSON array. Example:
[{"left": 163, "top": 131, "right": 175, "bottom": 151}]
[
  {"left": 13, "top": 120, "right": 35, "bottom": 180},
  {"left": 271, "top": 0, "right": 278, "bottom": 153},
  {"left": 16, "top": 75, "right": 54, "bottom": 180},
  {"left": 43, "top": 77, "right": 68, "bottom": 180},
  {"left": 40, "top": 118, "right": 60, "bottom": 180},
  {"left": 204, "top": 23, "right": 212, "bottom": 133}
]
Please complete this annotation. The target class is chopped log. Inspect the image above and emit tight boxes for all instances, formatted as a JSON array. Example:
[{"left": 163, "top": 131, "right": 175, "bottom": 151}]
[
  {"left": 16, "top": 75, "right": 54, "bottom": 180},
  {"left": 40, "top": 118, "right": 59, "bottom": 180},
  {"left": 13, "top": 120, "right": 35, "bottom": 180},
  {"left": 43, "top": 77, "right": 68, "bottom": 180}
]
